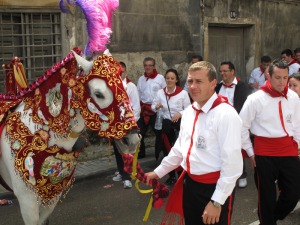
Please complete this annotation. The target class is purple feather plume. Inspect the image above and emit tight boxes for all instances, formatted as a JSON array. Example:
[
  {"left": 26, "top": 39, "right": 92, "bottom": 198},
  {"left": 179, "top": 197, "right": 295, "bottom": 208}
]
[{"left": 59, "top": 0, "right": 119, "bottom": 56}]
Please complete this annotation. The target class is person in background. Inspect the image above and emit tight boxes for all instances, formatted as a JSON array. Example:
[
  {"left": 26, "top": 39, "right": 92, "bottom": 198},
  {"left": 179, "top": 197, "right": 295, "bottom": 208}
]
[
  {"left": 146, "top": 61, "right": 243, "bottom": 225},
  {"left": 288, "top": 72, "right": 300, "bottom": 159},
  {"left": 112, "top": 62, "right": 140, "bottom": 189},
  {"left": 239, "top": 59, "right": 300, "bottom": 225},
  {"left": 288, "top": 72, "right": 300, "bottom": 97},
  {"left": 183, "top": 55, "right": 203, "bottom": 92},
  {"left": 281, "top": 49, "right": 300, "bottom": 75},
  {"left": 293, "top": 47, "right": 300, "bottom": 65},
  {"left": 137, "top": 57, "right": 166, "bottom": 159},
  {"left": 152, "top": 68, "right": 190, "bottom": 185},
  {"left": 248, "top": 55, "right": 271, "bottom": 93},
  {"left": 215, "top": 61, "right": 250, "bottom": 188}
]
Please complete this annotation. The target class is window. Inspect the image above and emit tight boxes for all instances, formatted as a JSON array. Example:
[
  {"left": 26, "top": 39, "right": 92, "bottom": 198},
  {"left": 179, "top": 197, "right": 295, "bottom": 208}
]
[{"left": 0, "top": 11, "right": 62, "bottom": 93}]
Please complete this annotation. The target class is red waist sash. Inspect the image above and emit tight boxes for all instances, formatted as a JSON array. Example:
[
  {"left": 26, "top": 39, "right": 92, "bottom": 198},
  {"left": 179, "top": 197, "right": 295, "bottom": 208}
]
[{"left": 254, "top": 135, "right": 298, "bottom": 156}]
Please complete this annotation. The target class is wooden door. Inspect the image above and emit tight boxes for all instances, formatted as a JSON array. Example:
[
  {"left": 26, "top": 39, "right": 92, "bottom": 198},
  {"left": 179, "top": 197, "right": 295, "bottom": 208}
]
[{"left": 208, "top": 27, "right": 246, "bottom": 82}]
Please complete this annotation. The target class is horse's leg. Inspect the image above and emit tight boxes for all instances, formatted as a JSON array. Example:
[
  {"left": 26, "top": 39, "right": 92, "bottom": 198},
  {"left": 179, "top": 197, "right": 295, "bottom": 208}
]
[
  {"left": 15, "top": 190, "right": 40, "bottom": 225},
  {"left": 38, "top": 200, "right": 58, "bottom": 225}
]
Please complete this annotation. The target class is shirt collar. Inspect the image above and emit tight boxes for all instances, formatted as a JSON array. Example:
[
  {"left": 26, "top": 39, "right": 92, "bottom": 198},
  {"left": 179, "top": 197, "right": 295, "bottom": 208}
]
[
  {"left": 221, "top": 77, "right": 238, "bottom": 86},
  {"left": 192, "top": 92, "right": 218, "bottom": 114}
]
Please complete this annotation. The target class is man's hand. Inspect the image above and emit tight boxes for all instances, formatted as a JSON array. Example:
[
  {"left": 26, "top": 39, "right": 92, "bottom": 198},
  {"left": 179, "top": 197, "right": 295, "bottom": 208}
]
[
  {"left": 250, "top": 155, "right": 256, "bottom": 168},
  {"left": 202, "top": 201, "right": 222, "bottom": 224},
  {"left": 145, "top": 172, "right": 159, "bottom": 185}
]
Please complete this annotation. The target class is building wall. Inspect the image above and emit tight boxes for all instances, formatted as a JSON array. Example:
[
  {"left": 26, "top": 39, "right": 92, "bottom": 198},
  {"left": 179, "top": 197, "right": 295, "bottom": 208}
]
[
  {"left": 2, "top": 0, "right": 300, "bottom": 84},
  {"left": 67, "top": 0, "right": 300, "bottom": 84}
]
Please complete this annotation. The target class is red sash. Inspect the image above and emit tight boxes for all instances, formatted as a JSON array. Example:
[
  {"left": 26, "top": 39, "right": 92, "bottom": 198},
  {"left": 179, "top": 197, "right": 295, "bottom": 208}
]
[
  {"left": 161, "top": 171, "right": 220, "bottom": 225},
  {"left": 254, "top": 136, "right": 298, "bottom": 156},
  {"left": 140, "top": 102, "right": 155, "bottom": 125}
]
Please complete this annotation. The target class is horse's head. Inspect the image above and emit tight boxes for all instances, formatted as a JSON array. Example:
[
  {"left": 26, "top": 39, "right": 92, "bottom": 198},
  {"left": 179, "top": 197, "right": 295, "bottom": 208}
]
[{"left": 71, "top": 49, "right": 140, "bottom": 154}]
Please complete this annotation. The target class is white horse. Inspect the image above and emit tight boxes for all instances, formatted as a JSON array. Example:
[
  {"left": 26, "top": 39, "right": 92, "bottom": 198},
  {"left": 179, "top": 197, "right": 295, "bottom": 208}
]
[{"left": 0, "top": 50, "right": 140, "bottom": 225}]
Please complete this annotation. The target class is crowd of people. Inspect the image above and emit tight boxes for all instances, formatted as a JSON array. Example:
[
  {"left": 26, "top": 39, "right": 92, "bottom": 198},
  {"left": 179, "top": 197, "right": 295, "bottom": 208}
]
[{"left": 112, "top": 48, "right": 300, "bottom": 225}]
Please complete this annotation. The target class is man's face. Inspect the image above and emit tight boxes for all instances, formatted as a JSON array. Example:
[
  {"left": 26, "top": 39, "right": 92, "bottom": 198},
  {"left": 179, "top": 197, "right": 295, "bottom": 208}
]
[
  {"left": 187, "top": 69, "right": 217, "bottom": 107},
  {"left": 121, "top": 66, "right": 126, "bottom": 80},
  {"left": 219, "top": 64, "right": 235, "bottom": 84},
  {"left": 261, "top": 62, "right": 270, "bottom": 70},
  {"left": 270, "top": 66, "right": 289, "bottom": 93},
  {"left": 281, "top": 54, "right": 292, "bottom": 64},
  {"left": 295, "top": 52, "right": 300, "bottom": 64},
  {"left": 191, "top": 58, "right": 200, "bottom": 64},
  {"left": 143, "top": 60, "right": 155, "bottom": 75}
]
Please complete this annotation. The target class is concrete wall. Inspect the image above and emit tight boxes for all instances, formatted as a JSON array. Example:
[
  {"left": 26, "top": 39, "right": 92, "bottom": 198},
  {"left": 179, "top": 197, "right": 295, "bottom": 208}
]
[{"left": 64, "top": 0, "right": 300, "bottom": 85}]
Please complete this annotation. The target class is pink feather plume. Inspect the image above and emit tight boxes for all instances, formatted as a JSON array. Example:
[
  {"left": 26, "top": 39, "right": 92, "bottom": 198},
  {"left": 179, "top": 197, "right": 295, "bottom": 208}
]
[{"left": 59, "top": 0, "right": 119, "bottom": 56}]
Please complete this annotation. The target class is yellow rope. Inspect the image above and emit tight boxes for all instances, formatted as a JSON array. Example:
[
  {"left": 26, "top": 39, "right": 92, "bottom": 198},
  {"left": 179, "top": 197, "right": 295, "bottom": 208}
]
[{"left": 131, "top": 142, "right": 154, "bottom": 222}]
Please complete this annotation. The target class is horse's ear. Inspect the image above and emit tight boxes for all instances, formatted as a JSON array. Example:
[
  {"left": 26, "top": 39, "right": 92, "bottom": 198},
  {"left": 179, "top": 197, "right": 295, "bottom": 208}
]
[
  {"left": 103, "top": 49, "right": 112, "bottom": 56},
  {"left": 72, "top": 50, "right": 94, "bottom": 75}
]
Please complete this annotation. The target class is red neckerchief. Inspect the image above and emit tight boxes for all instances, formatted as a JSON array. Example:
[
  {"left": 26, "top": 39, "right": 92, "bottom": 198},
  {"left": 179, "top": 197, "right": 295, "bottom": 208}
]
[
  {"left": 288, "top": 59, "right": 298, "bottom": 66},
  {"left": 221, "top": 77, "right": 240, "bottom": 88},
  {"left": 260, "top": 80, "right": 288, "bottom": 99},
  {"left": 144, "top": 69, "right": 158, "bottom": 80},
  {"left": 163, "top": 86, "right": 182, "bottom": 100},
  {"left": 126, "top": 77, "right": 131, "bottom": 84},
  {"left": 160, "top": 94, "right": 228, "bottom": 225},
  {"left": 259, "top": 65, "right": 265, "bottom": 77}
]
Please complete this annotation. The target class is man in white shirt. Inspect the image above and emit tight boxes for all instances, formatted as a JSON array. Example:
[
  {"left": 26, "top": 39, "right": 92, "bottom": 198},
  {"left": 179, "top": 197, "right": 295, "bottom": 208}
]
[
  {"left": 112, "top": 61, "right": 140, "bottom": 189},
  {"left": 281, "top": 49, "right": 300, "bottom": 75},
  {"left": 146, "top": 61, "right": 243, "bottom": 225},
  {"left": 248, "top": 55, "right": 271, "bottom": 93},
  {"left": 216, "top": 61, "right": 250, "bottom": 188},
  {"left": 137, "top": 57, "right": 166, "bottom": 159},
  {"left": 239, "top": 59, "right": 300, "bottom": 225}
]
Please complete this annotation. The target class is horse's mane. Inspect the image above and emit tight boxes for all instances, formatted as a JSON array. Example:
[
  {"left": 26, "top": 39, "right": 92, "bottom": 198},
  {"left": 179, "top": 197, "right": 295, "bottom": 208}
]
[{"left": 0, "top": 48, "right": 82, "bottom": 100}]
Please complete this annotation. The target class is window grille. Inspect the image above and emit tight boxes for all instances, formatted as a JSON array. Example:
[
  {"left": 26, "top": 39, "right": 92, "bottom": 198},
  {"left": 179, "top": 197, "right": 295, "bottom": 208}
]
[{"left": 0, "top": 11, "right": 62, "bottom": 93}]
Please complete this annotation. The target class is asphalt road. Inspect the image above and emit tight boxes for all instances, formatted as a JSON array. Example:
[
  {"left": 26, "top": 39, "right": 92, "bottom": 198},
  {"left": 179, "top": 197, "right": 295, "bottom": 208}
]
[{"left": 0, "top": 160, "right": 299, "bottom": 225}]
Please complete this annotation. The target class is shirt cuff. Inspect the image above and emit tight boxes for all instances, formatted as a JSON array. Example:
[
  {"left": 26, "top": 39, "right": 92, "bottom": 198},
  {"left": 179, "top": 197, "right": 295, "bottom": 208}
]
[
  {"left": 211, "top": 190, "right": 227, "bottom": 205},
  {"left": 246, "top": 148, "right": 254, "bottom": 157}
]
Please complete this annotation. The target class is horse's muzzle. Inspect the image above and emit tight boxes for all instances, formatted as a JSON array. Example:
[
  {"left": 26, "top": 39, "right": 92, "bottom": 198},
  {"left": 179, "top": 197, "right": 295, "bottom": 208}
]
[{"left": 114, "top": 128, "right": 141, "bottom": 154}]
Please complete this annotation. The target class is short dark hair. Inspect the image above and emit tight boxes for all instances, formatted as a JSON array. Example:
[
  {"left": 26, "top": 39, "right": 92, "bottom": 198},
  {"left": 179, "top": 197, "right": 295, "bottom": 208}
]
[
  {"left": 120, "top": 61, "right": 126, "bottom": 69},
  {"left": 165, "top": 68, "right": 180, "bottom": 86},
  {"left": 220, "top": 61, "right": 235, "bottom": 71},
  {"left": 143, "top": 57, "right": 155, "bottom": 66},
  {"left": 191, "top": 55, "right": 203, "bottom": 62},
  {"left": 261, "top": 55, "right": 271, "bottom": 63},
  {"left": 268, "top": 59, "right": 289, "bottom": 77},
  {"left": 281, "top": 49, "right": 293, "bottom": 56},
  {"left": 189, "top": 61, "right": 217, "bottom": 82},
  {"left": 294, "top": 48, "right": 300, "bottom": 54}
]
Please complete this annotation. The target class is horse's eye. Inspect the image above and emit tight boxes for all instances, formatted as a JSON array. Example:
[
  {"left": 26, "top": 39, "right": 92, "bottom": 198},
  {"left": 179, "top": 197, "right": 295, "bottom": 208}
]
[{"left": 95, "top": 92, "right": 104, "bottom": 99}]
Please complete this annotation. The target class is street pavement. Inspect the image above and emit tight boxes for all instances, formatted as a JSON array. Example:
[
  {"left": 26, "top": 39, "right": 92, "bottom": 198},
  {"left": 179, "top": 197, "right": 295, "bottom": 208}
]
[{"left": 0, "top": 149, "right": 300, "bottom": 225}]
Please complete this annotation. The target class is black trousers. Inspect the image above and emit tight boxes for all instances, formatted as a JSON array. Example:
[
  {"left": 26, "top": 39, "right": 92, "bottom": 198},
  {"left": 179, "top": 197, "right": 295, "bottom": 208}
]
[
  {"left": 255, "top": 156, "right": 300, "bottom": 225},
  {"left": 183, "top": 174, "right": 235, "bottom": 225},
  {"left": 113, "top": 142, "right": 131, "bottom": 181},
  {"left": 137, "top": 114, "right": 163, "bottom": 159}
]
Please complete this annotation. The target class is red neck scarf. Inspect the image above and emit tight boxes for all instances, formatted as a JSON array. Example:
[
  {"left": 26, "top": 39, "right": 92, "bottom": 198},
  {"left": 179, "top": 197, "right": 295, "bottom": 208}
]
[
  {"left": 222, "top": 77, "right": 240, "bottom": 88},
  {"left": 259, "top": 65, "right": 266, "bottom": 77},
  {"left": 163, "top": 86, "right": 182, "bottom": 100},
  {"left": 144, "top": 69, "right": 158, "bottom": 80},
  {"left": 125, "top": 77, "right": 131, "bottom": 84},
  {"left": 260, "top": 80, "right": 288, "bottom": 99},
  {"left": 288, "top": 59, "right": 298, "bottom": 66},
  {"left": 160, "top": 94, "right": 228, "bottom": 225}
]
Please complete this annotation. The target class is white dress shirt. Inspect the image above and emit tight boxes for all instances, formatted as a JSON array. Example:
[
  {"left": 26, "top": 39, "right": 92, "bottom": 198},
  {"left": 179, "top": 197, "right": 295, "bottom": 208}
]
[
  {"left": 154, "top": 93, "right": 243, "bottom": 204},
  {"left": 239, "top": 89, "right": 300, "bottom": 157},
  {"left": 137, "top": 74, "right": 166, "bottom": 105}
]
